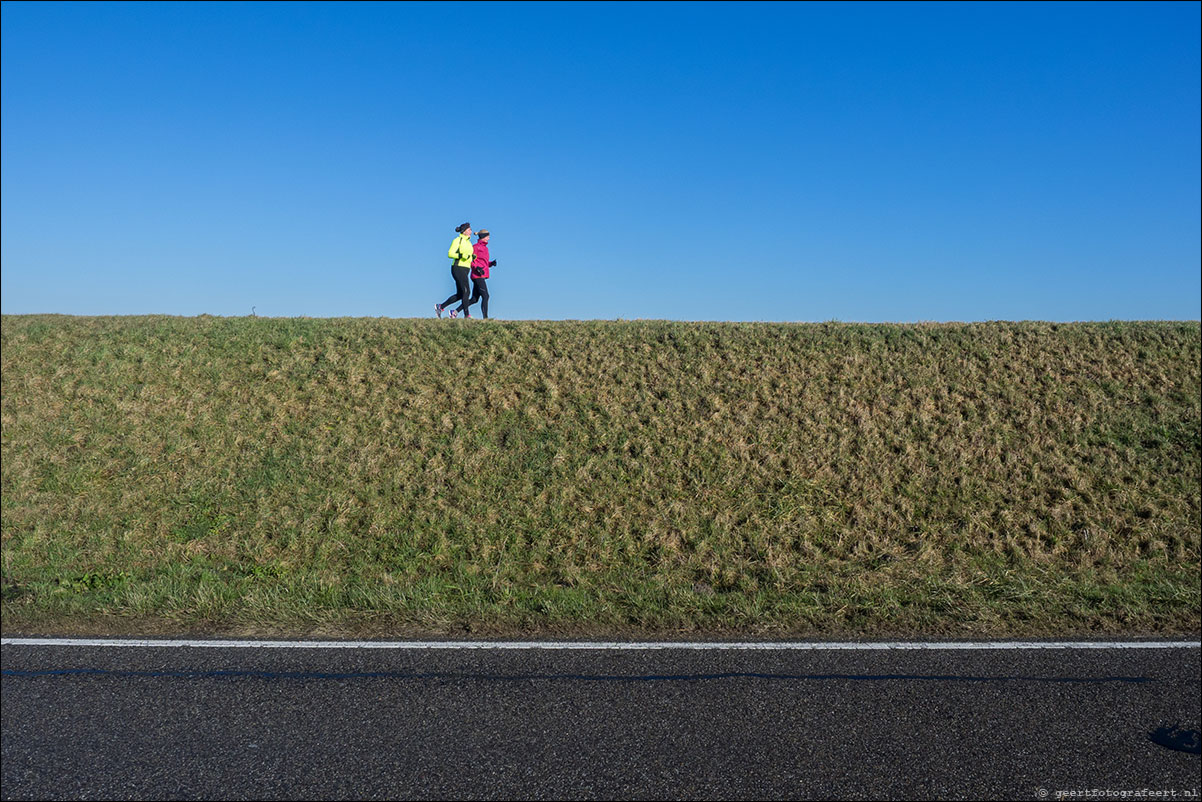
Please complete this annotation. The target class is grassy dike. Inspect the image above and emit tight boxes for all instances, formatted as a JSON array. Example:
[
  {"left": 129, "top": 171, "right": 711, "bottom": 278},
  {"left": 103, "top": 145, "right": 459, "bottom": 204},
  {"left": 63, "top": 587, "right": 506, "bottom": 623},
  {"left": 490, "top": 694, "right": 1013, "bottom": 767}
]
[{"left": 1, "top": 315, "right": 1199, "bottom": 638}]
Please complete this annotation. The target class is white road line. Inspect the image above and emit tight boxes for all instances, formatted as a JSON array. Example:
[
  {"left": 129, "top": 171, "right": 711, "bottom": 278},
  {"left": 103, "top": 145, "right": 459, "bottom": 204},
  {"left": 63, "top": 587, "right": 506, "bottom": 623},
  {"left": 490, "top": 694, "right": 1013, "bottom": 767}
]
[{"left": 2, "top": 638, "right": 1199, "bottom": 650}]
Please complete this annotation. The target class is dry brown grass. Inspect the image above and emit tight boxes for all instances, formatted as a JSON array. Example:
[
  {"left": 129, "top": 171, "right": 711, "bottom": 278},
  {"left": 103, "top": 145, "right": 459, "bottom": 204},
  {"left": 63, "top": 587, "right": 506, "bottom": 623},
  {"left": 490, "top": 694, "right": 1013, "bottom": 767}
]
[{"left": 2, "top": 315, "right": 1198, "bottom": 636}]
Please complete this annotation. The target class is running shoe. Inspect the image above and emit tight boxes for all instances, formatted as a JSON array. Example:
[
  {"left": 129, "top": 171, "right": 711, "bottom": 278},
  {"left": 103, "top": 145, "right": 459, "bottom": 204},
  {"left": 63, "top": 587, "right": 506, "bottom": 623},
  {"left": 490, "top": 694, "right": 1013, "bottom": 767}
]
[
  {"left": 434, "top": 303, "right": 444, "bottom": 318},
  {"left": 463, "top": 311, "right": 472, "bottom": 319},
  {"left": 449, "top": 309, "right": 458, "bottom": 319}
]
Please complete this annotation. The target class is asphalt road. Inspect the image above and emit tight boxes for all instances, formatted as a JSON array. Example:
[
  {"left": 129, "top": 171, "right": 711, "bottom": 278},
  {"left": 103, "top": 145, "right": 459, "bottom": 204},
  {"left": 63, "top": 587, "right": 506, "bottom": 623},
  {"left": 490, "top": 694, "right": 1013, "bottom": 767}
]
[{"left": 2, "top": 641, "right": 1199, "bottom": 800}]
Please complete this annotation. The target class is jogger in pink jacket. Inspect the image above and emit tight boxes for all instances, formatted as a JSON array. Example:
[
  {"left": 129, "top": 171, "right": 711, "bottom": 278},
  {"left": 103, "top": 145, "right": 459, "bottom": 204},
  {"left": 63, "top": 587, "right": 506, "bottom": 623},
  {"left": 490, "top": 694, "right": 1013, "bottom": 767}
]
[{"left": 465, "top": 228, "right": 496, "bottom": 319}]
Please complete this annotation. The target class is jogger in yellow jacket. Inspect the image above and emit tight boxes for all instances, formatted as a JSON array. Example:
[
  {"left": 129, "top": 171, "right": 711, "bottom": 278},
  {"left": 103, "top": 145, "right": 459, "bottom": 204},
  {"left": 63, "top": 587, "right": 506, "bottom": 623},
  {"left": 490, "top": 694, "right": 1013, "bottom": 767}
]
[{"left": 436, "top": 222, "right": 475, "bottom": 318}]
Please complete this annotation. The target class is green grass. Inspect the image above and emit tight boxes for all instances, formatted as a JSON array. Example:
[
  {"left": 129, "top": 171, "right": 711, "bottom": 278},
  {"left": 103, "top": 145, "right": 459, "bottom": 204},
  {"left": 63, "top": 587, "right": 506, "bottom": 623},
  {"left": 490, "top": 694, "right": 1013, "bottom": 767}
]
[{"left": 2, "top": 315, "right": 1198, "bottom": 638}]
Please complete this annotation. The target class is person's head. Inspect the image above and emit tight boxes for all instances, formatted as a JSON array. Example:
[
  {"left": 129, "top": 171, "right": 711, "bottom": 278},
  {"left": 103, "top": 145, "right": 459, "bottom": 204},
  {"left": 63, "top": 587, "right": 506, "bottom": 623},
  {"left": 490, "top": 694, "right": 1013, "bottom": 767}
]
[
  {"left": 476, "top": 228, "right": 490, "bottom": 244},
  {"left": 455, "top": 222, "right": 472, "bottom": 237}
]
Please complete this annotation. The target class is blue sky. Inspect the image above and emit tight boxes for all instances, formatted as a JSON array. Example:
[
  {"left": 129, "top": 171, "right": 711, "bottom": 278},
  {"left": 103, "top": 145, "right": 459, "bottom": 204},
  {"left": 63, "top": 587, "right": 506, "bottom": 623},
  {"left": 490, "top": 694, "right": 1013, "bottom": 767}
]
[{"left": 2, "top": 1, "right": 1199, "bottom": 322}]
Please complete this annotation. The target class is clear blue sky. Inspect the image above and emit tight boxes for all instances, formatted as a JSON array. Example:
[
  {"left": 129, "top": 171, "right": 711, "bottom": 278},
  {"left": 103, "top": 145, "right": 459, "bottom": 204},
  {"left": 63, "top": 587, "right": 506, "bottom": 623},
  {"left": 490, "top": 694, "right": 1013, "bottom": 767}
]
[{"left": 2, "top": 1, "right": 1199, "bottom": 322}]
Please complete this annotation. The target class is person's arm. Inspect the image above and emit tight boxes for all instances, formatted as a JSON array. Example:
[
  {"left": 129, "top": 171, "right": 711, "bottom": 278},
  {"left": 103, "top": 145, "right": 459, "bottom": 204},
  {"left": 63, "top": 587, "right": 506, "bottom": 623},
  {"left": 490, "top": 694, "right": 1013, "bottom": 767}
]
[{"left": 448, "top": 239, "right": 460, "bottom": 260}]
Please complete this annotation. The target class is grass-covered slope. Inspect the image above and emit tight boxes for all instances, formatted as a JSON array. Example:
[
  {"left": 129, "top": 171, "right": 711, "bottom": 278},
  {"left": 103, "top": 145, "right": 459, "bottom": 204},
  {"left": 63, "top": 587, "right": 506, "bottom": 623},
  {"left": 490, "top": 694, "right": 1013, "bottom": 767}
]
[{"left": 2, "top": 315, "right": 1198, "bottom": 637}]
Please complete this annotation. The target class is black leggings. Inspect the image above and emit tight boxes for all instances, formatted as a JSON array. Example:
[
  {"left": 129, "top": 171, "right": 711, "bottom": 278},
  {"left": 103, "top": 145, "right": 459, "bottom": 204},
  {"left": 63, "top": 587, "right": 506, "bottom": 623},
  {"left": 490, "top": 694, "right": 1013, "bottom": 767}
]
[
  {"left": 467, "top": 278, "right": 489, "bottom": 319},
  {"left": 441, "top": 266, "right": 471, "bottom": 312}
]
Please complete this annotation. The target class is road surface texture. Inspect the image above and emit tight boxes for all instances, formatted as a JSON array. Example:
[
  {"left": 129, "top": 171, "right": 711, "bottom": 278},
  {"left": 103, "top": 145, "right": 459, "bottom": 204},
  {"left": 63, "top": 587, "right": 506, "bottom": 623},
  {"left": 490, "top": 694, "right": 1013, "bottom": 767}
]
[{"left": 2, "top": 640, "right": 1199, "bottom": 800}]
